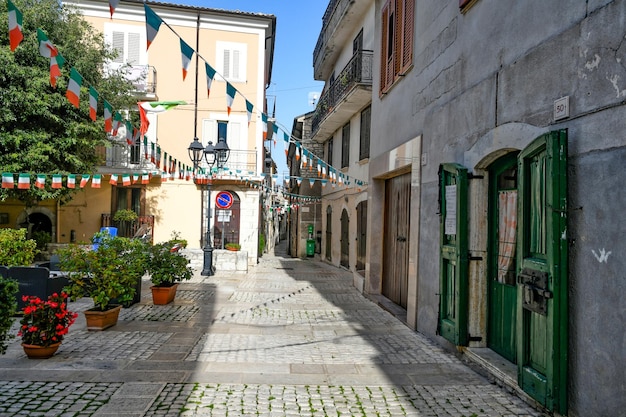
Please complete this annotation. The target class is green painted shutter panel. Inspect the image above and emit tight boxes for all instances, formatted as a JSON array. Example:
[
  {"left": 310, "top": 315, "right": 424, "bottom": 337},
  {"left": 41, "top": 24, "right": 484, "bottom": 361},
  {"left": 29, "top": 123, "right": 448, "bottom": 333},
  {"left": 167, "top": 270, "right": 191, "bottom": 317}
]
[
  {"left": 516, "top": 130, "right": 568, "bottom": 414},
  {"left": 438, "top": 163, "right": 469, "bottom": 346}
]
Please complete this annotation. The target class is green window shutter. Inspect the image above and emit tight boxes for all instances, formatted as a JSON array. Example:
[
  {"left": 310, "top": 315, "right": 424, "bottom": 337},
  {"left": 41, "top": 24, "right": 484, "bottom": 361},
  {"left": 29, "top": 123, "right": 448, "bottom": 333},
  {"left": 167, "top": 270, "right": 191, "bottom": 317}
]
[{"left": 438, "top": 163, "right": 469, "bottom": 346}]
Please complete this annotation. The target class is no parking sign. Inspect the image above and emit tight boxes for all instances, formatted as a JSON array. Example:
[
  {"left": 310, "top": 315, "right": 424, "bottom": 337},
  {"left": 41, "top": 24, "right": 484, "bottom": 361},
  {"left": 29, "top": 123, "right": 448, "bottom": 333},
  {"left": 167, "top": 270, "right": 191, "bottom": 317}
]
[{"left": 215, "top": 191, "right": 233, "bottom": 209}]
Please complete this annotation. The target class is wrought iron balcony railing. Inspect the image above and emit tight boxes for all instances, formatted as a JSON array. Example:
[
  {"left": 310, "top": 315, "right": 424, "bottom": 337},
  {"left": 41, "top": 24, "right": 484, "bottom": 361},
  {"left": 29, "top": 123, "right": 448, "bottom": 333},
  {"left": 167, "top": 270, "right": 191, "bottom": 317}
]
[
  {"left": 313, "top": 0, "right": 346, "bottom": 72},
  {"left": 311, "top": 50, "right": 373, "bottom": 136}
]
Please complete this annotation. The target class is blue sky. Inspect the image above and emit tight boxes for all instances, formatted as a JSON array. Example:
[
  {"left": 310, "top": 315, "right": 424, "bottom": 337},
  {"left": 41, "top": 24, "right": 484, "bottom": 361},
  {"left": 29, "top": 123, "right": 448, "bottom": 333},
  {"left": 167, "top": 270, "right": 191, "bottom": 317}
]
[{"left": 162, "top": 0, "right": 327, "bottom": 175}]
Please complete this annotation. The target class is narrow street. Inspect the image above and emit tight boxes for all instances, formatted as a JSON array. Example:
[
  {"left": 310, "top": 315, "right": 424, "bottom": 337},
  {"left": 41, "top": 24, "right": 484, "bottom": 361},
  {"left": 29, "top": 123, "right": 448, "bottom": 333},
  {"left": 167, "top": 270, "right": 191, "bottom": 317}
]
[{"left": 0, "top": 242, "right": 543, "bottom": 416}]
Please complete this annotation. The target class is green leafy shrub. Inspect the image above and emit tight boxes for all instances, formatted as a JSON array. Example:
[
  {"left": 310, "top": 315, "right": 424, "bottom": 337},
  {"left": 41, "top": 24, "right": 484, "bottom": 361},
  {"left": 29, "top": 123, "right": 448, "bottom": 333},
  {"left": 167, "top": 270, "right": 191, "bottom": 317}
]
[
  {"left": 112, "top": 209, "right": 138, "bottom": 222},
  {"left": 0, "top": 276, "right": 18, "bottom": 354},
  {"left": 57, "top": 234, "right": 149, "bottom": 311},
  {"left": 31, "top": 231, "right": 52, "bottom": 251},
  {"left": 0, "top": 229, "right": 38, "bottom": 266},
  {"left": 148, "top": 240, "right": 193, "bottom": 287}
]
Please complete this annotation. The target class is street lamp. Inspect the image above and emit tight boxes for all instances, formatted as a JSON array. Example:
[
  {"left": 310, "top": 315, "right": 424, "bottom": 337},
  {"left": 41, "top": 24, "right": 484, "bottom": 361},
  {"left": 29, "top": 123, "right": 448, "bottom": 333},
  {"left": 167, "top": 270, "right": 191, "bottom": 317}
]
[{"left": 188, "top": 136, "right": 229, "bottom": 276}]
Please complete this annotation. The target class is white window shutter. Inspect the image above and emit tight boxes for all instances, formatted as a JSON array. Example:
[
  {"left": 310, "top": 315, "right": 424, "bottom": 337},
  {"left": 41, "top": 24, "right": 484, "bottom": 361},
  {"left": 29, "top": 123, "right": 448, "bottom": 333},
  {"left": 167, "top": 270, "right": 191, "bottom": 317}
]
[
  {"left": 223, "top": 50, "right": 231, "bottom": 78},
  {"left": 232, "top": 50, "right": 240, "bottom": 80},
  {"left": 112, "top": 31, "right": 124, "bottom": 63},
  {"left": 127, "top": 32, "right": 141, "bottom": 65}
]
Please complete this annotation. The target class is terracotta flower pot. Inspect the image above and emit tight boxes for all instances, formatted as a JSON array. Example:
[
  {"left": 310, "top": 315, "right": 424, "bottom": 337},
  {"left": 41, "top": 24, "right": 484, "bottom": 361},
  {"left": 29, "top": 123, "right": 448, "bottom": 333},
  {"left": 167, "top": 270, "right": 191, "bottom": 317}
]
[
  {"left": 84, "top": 304, "right": 122, "bottom": 331},
  {"left": 22, "top": 342, "right": 61, "bottom": 359},
  {"left": 151, "top": 284, "right": 178, "bottom": 305}
]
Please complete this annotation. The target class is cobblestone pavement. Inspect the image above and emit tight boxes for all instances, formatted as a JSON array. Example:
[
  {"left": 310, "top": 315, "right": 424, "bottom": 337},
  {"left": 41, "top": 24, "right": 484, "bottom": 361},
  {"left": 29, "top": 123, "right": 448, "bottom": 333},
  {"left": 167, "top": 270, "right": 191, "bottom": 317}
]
[{"left": 0, "top": 242, "right": 546, "bottom": 417}]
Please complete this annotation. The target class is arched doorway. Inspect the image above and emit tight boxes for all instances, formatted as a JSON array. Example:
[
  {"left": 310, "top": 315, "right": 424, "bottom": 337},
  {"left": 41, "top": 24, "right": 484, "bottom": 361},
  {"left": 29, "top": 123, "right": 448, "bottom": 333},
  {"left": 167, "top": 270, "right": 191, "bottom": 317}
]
[
  {"left": 16, "top": 207, "right": 56, "bottom": 243},
  {"left": 487, "top": 152, "right": 519, "bottom": 362},
  {"left": 212, "top": 190, "right": 241, "bottom": 249}
]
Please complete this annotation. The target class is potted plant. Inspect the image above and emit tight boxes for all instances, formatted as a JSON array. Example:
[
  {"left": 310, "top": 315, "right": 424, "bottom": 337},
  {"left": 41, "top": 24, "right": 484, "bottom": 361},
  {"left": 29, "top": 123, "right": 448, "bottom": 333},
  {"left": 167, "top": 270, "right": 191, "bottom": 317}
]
[
  {"left": 18, "top": 292, "right": 77, "bottom": 358},
  {"left": 224, "top": 243, "right": 241, "bottom": 251},
  {"left": 57, "top": 233, "right": 149, "bottom": 330},
  {"left": 147, "top": 239, "right": 193, "bottom": 305},
  {"left": 112, "top": 209, "right": 138, "bottom": 237}
]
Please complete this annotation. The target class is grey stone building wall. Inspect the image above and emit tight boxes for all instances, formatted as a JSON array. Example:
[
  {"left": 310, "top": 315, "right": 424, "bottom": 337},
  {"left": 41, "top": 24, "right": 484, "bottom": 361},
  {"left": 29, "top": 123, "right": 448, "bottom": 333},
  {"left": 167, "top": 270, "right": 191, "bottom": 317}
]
[{"left": 369, "top": 0, "right": 626, "bottom": 415}]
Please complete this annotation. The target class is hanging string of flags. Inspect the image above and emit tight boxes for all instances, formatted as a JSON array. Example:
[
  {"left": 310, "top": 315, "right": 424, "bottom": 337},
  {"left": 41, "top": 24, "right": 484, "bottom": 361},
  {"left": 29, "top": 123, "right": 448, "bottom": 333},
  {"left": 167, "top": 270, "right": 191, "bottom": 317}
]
[{"left": 5, "top": 0, "right": 368, "bottom": 192}]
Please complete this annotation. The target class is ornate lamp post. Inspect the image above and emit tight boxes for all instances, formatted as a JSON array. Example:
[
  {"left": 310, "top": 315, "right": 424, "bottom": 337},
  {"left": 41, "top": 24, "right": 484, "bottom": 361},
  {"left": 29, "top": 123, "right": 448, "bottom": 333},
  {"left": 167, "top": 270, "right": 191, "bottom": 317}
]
[{"left": 188, "top": 136, "right": 229, "bottom": 276}]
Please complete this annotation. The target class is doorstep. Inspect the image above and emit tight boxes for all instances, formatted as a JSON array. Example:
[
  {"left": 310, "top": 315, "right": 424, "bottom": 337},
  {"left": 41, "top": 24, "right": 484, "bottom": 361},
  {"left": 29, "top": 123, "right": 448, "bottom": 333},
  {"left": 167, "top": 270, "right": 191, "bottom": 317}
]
[{"left": 462, "top": 347, "right": 547, "bottom": 414}]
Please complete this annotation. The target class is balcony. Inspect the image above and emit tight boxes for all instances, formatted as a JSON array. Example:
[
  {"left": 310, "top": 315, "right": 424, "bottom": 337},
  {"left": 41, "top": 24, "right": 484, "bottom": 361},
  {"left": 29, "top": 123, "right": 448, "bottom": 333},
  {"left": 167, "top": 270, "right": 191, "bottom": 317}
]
[
  {"left": 96, "top": 143, "right": 150, "bottom": 172},
  {"left": 221, "top": 150, "right": 258, "bottom": 174},
  {"left": 311, "top": 50, "right": 373, "bottom": 140},
  {"left": 126, "top": 65, "right": 157, "bottom": 100},
  {"left": 313, "top": 0, "right": 371, "bottom": 80}
]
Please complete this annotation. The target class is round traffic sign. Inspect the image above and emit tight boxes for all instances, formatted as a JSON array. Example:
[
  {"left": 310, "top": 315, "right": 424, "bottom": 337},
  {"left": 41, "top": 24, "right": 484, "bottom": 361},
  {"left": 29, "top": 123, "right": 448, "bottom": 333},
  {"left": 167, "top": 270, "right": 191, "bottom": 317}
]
[{"left": 215, "top": 191, "right": 234, "bottom": 209}]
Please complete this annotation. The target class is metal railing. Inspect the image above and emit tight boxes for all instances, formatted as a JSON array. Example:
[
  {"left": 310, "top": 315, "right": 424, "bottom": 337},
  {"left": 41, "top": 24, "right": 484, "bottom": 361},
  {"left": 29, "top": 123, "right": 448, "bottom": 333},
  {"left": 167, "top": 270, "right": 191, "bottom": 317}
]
[
  {"left": 313, "top": 0, "right": 347, "bottom": 69},
  {"left": 312, "top": 50, "right": 373, "bottom": 135}
]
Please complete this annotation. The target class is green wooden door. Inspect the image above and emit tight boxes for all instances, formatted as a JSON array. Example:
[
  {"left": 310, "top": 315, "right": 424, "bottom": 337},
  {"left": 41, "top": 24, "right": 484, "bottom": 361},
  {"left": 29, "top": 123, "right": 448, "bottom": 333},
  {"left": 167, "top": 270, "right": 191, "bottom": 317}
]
[
  {"left": 438, "top": 164, "right": 468, "bottom": 346},
  {"left": 516, "top": 130, "right": 568, "bottom": 414},
  {"left": 487, "top": 153, "right": 519, "bottom": 362}
]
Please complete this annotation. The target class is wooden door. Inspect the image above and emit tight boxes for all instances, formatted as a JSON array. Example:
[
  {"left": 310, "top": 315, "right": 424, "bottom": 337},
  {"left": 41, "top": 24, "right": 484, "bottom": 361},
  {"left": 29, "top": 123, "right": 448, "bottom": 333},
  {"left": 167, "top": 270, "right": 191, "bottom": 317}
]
[
  {"left": 438, "top": 163, "right": 468, "bottom": 346},
  {"left": 488, "top": 153, "right": 519, "bottom": 362},
  {"left": 382, "top": 172, "right": 410, "bottom": 308},
  {"left": 516, "top": 130, "right": 568, "bottom": 414},
  {"left": 340, "top": 209, "right": 349, "bottom": 268}
]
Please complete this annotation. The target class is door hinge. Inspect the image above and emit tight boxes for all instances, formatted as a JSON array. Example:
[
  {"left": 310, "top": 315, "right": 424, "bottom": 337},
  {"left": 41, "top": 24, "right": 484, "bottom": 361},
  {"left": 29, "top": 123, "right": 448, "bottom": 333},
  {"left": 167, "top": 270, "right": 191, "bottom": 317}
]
[{"left": 468, "top": 252, "right": 483, "bottom": 261}]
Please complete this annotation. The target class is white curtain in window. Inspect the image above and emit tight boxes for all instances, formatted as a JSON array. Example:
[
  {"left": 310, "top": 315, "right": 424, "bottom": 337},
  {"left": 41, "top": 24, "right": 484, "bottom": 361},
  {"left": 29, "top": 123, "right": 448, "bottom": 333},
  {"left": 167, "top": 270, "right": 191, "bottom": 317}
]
[{"left": 497, "top": 190, "right": 517, "bottom": 284}]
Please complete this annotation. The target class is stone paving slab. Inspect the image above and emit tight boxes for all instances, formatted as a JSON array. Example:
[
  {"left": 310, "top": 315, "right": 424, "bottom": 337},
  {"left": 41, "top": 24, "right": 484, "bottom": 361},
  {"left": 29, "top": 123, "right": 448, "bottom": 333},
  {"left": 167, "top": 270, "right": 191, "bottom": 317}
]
[{"left": 0, "top": 244, "right": 547, "bottom": 416}]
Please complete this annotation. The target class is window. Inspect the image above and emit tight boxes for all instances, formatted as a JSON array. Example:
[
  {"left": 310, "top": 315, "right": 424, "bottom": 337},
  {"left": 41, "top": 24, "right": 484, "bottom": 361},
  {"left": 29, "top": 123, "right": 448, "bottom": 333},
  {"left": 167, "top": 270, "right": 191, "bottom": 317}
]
[
  {"left": 327, "top": 137, "right": 333, "bottom": 167},
  {"left": 130, "top": 133, "right": 141, "bottom": 165},
  {"left": 105, "top": 23, "right": 146, "bottom": 67},
  {"left": 353, "top": 29, "right": 363, "bottom": 53},
  {"left": 105, "top": 24, "right": 147, "bottom": 91},
  {"left": 359, "top": 106, "right": 371, "bottom": 160},
  {"left": 341, "top": 122, "right": 350, "bottom": 168},
  {"left": 216, "top": 41, "right": 247, "bottom": 83},
  {"left": 380, "top": 0, "right": 414, "bottom": 94}
]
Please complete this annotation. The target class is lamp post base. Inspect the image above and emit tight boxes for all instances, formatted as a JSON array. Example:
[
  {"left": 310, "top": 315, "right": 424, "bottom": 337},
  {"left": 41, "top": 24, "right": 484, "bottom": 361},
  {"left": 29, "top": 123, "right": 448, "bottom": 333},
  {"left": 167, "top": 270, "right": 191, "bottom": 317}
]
[{"left": 201, "top": 246, "right": 214, "bottom": 276}]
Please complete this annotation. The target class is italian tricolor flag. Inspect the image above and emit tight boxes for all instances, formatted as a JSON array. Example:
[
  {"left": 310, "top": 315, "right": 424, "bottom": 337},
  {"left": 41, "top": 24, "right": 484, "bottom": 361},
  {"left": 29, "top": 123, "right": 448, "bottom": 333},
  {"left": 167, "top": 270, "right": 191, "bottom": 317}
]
[
  {"left": 17, "top": 173, "right": 30, "bottom": 189},
  {"left": 122, "top": 174, "right": 131, "bottom": 186},
  {"left": 80, "top": 175, "right": 90, "bottom": 188},
  {"left": 1, "top": 173, "right": 14, "bottom": 189},
  {"left": 109, "top": 174, "right": 118, "bottom": 185},
  {"left": 141, "top": 173, "right": 150, "bottom": 184},
  {"left": 262, "top": 113, "right": 268, "bottom": 139},
  {"left": 89, "top": 87, "right": 99, "bottom": 121},
  {"left": 108, "top": 0, "right": 120, "bottom": 18},
  {"left": 91, "top": 174, "right": 101, "bottom": 188},
  {"left": 35, "top": 174, "right": 46, "bottom": 189},
  {"left": 67, "top": 174, "right": 76, "bottom": 189},
  {"left": 246, "top": 100, "right": 253, "bottom": 126},
  {"left": 226, "top": 82, "right": 236, "bottom": 116},
  {"left": 104, "top": 100, "right": 112, "bottom": 132},
  {"left": 51, "top": 174, "right": 62, "bottom": 189},
  {"left": 180, "top": 38, "right": 194, "bottom": 81},
  {"left": 66, "top": 68, "right": 83, "bottom": 108},
  {"left": 144, "top": 4, "right": 163, "bottom": 50},
  {"left": 7, "top": 0, "right": 24, "bottom": 52},
  {"left": 49, "top": 53, "right": 64, "bottom": 88},
  {"left": 205, "top": 63, "right": 216, "bottom": 97}
]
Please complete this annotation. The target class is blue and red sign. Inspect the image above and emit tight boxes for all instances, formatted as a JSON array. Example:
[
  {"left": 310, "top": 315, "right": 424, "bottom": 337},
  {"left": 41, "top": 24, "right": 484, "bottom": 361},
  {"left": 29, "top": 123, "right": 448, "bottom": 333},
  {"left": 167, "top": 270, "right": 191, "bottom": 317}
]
[{"left": 215, "top": 191, "right": 234, "bottom": 209}]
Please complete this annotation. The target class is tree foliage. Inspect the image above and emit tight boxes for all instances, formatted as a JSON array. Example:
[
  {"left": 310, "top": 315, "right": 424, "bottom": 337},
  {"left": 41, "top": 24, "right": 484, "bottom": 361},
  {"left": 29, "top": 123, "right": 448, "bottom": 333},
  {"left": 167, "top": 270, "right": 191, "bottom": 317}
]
[{"left": 0, "top": 0, "right": 137, "bottom": 206}]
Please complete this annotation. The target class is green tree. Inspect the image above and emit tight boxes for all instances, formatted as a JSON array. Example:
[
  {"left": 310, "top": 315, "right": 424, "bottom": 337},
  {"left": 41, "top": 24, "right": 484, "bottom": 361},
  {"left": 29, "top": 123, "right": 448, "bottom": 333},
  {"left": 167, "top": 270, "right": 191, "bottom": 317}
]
[{"left": 0, "top": 0, "right": 137, "bottom": 206}]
